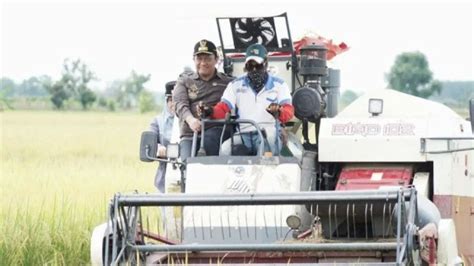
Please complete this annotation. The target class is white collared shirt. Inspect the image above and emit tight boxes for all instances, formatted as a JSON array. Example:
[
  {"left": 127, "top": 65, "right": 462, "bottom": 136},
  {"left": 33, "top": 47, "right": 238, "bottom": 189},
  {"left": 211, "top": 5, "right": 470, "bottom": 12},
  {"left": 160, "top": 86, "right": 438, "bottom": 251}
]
[{"left": 221, "top": 74, "right": 292, "bottom": 132}]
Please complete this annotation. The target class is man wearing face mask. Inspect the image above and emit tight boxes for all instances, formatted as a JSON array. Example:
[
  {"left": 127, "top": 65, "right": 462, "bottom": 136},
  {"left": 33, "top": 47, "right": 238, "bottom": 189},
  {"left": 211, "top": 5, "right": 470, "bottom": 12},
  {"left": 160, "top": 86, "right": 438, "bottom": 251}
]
[{"left": 198, "top": 43, "right": 294, "bottom": 155}]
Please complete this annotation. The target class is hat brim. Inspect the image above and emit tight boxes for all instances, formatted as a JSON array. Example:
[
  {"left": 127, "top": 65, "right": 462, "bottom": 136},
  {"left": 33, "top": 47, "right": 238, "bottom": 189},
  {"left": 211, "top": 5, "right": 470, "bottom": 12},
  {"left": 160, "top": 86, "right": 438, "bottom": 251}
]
[
  {"left": 245, "top": 56, "right": 265, "bottom": 64},
  {"left": 194, "top": 51, "right": 215, "bottom": 56}
]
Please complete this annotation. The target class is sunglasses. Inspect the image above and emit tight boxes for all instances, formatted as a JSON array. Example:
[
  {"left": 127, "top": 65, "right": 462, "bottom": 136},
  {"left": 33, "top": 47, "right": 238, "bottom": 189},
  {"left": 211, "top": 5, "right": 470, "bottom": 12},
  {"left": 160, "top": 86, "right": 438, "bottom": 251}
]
[{"left": 245, "top": 61, "right": 265, "bottom": 71}]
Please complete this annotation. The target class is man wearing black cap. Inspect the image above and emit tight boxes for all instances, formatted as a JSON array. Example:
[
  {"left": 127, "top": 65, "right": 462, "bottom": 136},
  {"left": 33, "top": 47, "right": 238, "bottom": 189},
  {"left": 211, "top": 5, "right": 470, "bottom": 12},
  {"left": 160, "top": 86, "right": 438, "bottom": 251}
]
[
  {"left": 173, "top": 39, "right": 233, "bottom": 160},
  {"left": 149, "top": 81, "right": 176, "bottom": 192}
]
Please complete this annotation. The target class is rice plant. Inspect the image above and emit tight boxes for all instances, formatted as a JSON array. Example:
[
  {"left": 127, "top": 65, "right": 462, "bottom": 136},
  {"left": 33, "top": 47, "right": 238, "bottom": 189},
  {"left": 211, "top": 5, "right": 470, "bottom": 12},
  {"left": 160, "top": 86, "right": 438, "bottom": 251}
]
[{"left": 1, "top": 110, "right": 158, "bottom": 265}]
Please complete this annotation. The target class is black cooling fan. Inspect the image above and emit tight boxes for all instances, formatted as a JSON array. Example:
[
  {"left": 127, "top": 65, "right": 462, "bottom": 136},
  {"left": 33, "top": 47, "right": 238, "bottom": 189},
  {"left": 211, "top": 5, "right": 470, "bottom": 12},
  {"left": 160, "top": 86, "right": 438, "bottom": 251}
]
[{"left": 230, "top": 17, "right": 278, "bottom": 49}]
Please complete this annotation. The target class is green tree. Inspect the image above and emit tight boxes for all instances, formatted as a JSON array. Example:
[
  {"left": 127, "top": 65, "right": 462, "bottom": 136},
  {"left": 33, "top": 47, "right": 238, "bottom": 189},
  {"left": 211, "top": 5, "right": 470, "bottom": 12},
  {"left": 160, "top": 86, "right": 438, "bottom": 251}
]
[
  {"left": 17, "top": 76, "right": 50, "bottom": 97},
  {"left": 0, "top": 77, "right": 16, "bottom": 109},
  {"left": 387, "top": 51, "right": 441, "bottom": 98},
  {"left": 60, "top": 58, "right": 97, "bottom": 109},
  {"left": 122, "top": 71, "right": 151, "bottom": 109},
  {"left": 107, "top": 100, "right": 116, "bottom": 112},
  {"left": 101, "top": 72, "right": 150, "bottom": 110},
  {"left": 44, "top": 58, "right": 97, "bottom": 109},
  {"left": 431, "top": 81, "right": 474, "bottom": 107},
  {"left": 45, "top": 81, "right": 69, "bottom": 109},
  {"left": 138, "top": 90, "right": 156, "bottom": 113},
  {"left": 102, "top": 79, "right": 124, "bottom": 109},
  {"left": 77, "top": 85, "right": 97, "bottom": 110},
  {"left": 0, "top": 77, "right": 16, "bottom": 97},
  {"left": 124, "top": 70, "right": 150, "bottom": 96}
]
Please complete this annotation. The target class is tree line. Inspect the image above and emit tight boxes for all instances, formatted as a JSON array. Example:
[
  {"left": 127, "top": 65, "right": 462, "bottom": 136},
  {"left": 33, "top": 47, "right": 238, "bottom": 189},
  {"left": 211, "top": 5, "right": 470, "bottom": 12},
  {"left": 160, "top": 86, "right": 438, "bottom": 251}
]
[
  {"left": 1, "top": 52, "right": 473, "bottom": 112},
  {"left": 0, "top": 58, "right": 158, "bottom": 113}
]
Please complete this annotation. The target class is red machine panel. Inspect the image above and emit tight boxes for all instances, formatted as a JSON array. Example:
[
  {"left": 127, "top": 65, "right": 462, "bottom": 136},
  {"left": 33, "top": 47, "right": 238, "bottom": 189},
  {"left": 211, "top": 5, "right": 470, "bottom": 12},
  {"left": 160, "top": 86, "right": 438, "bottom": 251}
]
[{"left": 336, "top": 165, "right": 413, "bottom": 190}]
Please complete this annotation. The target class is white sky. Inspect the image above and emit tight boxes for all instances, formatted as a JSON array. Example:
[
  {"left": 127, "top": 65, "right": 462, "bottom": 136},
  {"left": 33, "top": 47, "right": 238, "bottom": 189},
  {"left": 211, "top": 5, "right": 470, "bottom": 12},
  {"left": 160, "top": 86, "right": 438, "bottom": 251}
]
[{"left": 1, "top": 0, "right": 473, "bottom": 94}]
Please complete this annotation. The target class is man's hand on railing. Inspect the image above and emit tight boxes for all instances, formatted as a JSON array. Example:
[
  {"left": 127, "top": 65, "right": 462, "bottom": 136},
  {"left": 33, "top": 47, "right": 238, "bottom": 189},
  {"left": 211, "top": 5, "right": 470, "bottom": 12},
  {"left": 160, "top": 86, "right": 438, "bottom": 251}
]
[
  {"left": 196, "top": 101, "right": 213, "bottom": 118},
  {"left": 186, "top": 116, "right": 201, "bottom": 132},
  {"left": 157, "top": 144, "right": 167, "bottom": 158}
]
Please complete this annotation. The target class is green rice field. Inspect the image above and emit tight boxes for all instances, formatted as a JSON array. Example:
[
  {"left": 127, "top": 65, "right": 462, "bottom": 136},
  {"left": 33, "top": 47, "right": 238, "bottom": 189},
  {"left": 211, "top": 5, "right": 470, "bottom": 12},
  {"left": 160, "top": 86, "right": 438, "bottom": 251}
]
[{"left": 0, "top": 111, "right": 158, "bottom": 265}]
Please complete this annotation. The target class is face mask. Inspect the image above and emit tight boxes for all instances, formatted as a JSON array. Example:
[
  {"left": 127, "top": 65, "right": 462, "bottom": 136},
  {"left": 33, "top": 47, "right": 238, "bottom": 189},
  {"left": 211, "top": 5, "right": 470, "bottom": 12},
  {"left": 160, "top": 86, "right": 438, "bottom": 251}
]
[{"left": 248, "top": 70, "right": 267, "bottom": 92}]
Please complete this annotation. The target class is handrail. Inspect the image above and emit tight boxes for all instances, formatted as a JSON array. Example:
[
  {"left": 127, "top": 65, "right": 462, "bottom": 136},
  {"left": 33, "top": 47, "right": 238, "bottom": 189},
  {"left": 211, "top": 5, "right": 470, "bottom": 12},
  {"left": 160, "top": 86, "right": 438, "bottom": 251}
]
[
  {"left": 191, "top": 118, "right": 266, "bottom": 157},
  {"left": 115, "top": 189, "right": 412, "bottom": 207}
]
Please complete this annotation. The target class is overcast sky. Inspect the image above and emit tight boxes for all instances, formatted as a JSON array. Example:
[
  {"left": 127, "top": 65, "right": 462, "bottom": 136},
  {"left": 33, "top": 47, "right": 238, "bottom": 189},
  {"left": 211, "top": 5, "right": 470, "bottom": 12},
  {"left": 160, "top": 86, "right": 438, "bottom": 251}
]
[{"left": 1, "top": 0, "right": 473, "bottom": 94}]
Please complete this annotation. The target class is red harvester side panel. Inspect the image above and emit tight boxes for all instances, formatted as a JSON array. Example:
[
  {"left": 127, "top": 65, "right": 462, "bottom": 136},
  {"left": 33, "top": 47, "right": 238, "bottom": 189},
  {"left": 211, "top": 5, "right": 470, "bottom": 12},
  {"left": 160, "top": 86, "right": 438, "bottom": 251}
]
[{"left": 336, "top": 166, "right": 413, "bottom": 190}]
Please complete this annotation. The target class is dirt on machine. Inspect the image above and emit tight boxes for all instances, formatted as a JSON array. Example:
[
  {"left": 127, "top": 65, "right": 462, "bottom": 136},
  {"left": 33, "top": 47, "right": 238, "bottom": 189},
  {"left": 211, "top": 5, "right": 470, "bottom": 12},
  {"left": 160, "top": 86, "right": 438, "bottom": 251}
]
[{"left": 91, "top": 13, "right": 474, "bottom": 265}]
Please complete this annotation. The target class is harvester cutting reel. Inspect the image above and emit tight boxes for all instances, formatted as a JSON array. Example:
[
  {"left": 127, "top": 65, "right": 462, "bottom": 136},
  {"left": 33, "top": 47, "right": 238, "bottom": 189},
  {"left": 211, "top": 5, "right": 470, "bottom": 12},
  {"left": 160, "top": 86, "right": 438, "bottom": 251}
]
[{"left": 96, "top": 188, "right": 433, "bottom": 265}]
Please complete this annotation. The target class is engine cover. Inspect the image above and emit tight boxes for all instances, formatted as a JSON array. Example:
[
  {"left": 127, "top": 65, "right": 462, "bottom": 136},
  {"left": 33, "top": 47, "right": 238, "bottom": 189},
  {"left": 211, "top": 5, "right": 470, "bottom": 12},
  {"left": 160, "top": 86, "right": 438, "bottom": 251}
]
[{"left": 292, "top": 86, "right": 325, "bottom": 122}]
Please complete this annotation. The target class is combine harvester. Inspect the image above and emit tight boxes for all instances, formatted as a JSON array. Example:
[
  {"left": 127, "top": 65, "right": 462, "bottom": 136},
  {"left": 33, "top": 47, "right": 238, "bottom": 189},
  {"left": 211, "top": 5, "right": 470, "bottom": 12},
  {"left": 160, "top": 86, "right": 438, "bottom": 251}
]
[{"left": 91, "top": 13, "right": 473, "bottom": 265}]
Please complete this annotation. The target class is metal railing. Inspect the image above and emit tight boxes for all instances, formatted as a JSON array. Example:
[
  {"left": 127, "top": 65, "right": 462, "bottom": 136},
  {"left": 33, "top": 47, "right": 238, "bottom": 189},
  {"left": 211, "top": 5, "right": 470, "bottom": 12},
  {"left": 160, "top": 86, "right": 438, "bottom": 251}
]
[
  {"left": 420, "top": 137, "right": 474, "bottom": 154},
  {"left": 104, "top": 188, "right": 418, "bottom": 265}
]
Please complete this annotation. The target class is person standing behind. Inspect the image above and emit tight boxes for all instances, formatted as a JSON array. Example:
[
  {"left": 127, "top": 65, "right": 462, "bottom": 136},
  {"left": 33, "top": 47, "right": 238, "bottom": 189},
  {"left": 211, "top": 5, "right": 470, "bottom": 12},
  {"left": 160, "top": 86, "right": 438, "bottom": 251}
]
[
  {"left": 173, "top": 39, "right": 233, "bottom": 160},
  {"left": 149, "top": 81, "right": 175, "bottom": 192},
  {"left": 201, "top": 43, "right": 294, "bottom": 155}
]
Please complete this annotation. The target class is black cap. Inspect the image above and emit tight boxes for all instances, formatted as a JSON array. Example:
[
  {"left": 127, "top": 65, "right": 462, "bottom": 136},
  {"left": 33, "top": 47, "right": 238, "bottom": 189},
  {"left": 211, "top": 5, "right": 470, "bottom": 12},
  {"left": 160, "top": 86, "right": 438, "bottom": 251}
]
[
  {"left": 193, "top": 39, "right": 217, "bottom": 56},
  {"left": 165, "top": 81, "right": 176, "bottom": 97}
]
